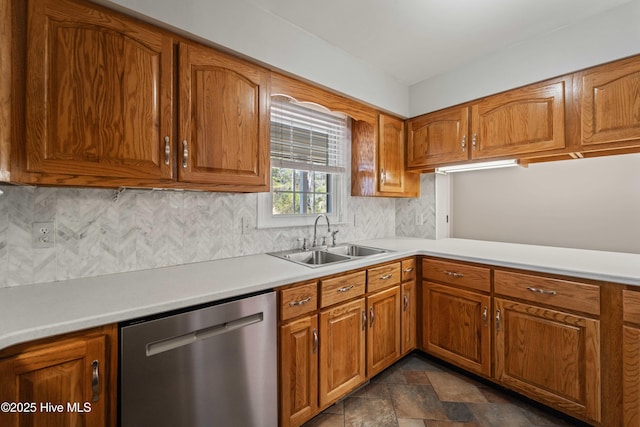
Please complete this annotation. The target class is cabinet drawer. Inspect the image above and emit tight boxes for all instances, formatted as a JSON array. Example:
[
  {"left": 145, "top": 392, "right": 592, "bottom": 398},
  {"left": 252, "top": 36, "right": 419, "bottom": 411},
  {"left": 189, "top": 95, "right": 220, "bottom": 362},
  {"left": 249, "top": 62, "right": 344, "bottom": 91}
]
[
  {"left": 494, "top": 270, "right": 600, "bottom": 316},
  {"left": 401, "top": 258, "right": 416, "bottom": 282},
  {"left": 422, "top": 258, "right": 490, "bottom": 292},
  {"left": 280, "top": 281, "right": 318, "bottom": 321},
  {"left": 367, "top": 263, "right": 401, "bottom": 292},
  {"left": 320, "top": 271, "right": 366, "bottom": 308},
  {"left": 623, "top": 290, "right": 640, "bottom": 324}
]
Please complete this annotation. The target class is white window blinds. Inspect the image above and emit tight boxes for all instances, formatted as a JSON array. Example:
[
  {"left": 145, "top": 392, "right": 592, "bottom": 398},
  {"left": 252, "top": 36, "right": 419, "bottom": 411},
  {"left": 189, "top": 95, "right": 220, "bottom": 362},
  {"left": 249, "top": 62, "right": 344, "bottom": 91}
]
[{"left": 270, "top": 96, "right": 347, "bottom": 173}]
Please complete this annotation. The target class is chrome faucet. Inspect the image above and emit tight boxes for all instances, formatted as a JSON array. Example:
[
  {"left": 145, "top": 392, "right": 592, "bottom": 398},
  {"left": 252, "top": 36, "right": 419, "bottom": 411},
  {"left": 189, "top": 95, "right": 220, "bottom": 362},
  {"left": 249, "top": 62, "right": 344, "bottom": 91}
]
[{"left": 312, "top": 214, "right": 331, "bottom": 247}]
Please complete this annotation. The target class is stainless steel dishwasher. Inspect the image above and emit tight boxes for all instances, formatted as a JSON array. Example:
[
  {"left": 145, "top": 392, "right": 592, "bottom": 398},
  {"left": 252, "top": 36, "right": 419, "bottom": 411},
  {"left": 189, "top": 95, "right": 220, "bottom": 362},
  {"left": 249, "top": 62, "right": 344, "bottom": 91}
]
[{"left": 120, "top": 291, "right": 277, "bottom": 427}]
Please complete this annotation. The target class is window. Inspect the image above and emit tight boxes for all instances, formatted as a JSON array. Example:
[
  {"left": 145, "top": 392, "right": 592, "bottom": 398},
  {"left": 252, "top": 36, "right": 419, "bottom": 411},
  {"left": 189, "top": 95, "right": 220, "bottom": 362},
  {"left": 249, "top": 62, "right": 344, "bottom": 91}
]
[{"left": 258, "top": 96, "right": 349, "bottom": 228}]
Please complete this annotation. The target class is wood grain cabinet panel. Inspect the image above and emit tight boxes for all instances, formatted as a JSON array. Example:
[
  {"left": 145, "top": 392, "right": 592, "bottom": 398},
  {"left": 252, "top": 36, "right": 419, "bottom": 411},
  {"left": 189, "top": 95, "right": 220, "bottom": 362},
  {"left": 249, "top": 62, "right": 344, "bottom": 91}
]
[
  {"left": 623, "top": 290, "right": 640, "bottom": 427},
  {"left": 366, "top": 286, "right": 401, "bottom": 377},
  {"left": 352, "top": 113, "right": 419, "bottom": 197},
  {"left": 471, "top": 79, "right": 568, "bottom": 159},
  {"left": 280, "top": 315, "right": 318, "bottom": 427},
  {"left": 401, "top": 280, "right": 417, "bottom": 355},
  {"left": 319, "top": 298, "right": 366, "bottom": 408},
  {"left": 494, "top": 298, "right": 601, "bottom": 423},
  {"left": 423, "top": 282, "right": 491, "bottom": 376},
  {"left": 378, "top": 114, "right": 415, "bottom": 194},
  {"left": 178, "top": 42, "right": 270, "bottom": 189},
  {"left": 407, "top": 107, "right": 469, "bottom": 169},
  {"left": 579, "top": 55, "right": 640, "bottom": 149},
  {"left": 25, "top": 0, "right": 174, "bottom": 181},
  {"left": 0, "top": 325, "right": 117, "bottom": 427}
]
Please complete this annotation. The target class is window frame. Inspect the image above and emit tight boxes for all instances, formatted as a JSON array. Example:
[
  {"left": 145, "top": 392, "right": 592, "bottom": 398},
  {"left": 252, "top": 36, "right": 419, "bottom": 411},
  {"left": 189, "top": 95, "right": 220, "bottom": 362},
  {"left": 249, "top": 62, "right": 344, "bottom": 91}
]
[{"left": 257, "top": 97, "right": 350, "bottom": 229}]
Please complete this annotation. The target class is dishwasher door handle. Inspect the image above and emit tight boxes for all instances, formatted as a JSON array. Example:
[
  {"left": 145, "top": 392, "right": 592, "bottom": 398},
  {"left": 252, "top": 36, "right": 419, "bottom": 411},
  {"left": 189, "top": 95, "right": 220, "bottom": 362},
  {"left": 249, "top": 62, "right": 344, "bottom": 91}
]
[{"left": 146, "top": 312, "right": 264, "bottom": 356}]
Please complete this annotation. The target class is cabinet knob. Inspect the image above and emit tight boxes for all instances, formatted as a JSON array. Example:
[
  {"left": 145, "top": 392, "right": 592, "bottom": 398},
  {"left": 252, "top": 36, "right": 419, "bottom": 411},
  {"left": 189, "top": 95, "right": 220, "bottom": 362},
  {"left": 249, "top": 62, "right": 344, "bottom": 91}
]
[
  {"left": 404, "top": 294, "right": 409, "bottom": 311},
  {"left": 380, "top": 168, "right": 386, "bottom": 184},
  {"left": 495, "top": 309, "right": 502, "bottom": 331},
  {"left": 472, "top": 133, "right": 477, "bottom": 150},
  {"left": 461, "top": 135, "right": 467, "bottom": 151}
]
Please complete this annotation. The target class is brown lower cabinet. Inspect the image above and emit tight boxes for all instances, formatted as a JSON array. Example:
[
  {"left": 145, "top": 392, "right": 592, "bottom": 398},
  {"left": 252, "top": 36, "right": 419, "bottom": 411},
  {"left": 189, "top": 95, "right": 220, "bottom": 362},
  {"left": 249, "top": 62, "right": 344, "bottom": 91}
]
[
  {"left": 319, "top": 298, "right": 367, "bottom": 407},
  {"left": 278, "top": 258, "right": 415, "bottom": 427},
  {"left": 421, "top": 257, "right": 603, "bottom": 425},
  {"left": 0, "top": 325, "right": 117, "bottom": 427}
]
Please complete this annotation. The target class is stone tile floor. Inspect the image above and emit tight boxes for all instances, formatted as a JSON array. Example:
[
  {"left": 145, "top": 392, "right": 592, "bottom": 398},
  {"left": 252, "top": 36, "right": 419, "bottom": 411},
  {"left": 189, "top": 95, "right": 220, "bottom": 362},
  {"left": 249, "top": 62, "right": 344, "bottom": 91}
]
[{"left": 303, "top": 353, "right": 590, "bottom": 427}]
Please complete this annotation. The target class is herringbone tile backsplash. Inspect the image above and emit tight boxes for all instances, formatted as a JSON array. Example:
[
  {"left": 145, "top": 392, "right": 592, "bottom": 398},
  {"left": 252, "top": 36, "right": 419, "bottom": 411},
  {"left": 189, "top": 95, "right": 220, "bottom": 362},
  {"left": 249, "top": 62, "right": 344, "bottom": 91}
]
[{"left": 0, "top": 175, "right": 435, "bottom": 287}]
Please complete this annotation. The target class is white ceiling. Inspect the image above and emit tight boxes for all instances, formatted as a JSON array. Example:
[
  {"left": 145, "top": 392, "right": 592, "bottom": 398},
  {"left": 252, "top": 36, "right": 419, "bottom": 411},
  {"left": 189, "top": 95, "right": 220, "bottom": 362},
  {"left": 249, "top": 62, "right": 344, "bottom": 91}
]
[{"left": 245, "top": 0, "right": 633, "bottom": 86}]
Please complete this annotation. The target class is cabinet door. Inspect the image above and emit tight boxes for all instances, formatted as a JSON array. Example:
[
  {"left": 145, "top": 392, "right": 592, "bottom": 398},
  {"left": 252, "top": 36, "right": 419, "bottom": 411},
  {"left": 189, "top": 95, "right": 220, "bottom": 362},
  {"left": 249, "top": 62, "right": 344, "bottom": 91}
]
[
  {"left": 494, "top": 298, "right": 601, "bottom": 423},
  {"left": 0, "top": 335, "right": 109, "bottom": 427},
  {"left": 319, "top": 298, "right": 366, "bottom": 407},
  {"left": 401, "top": 280, "right": 417, "bottom": 355},
  {"left": 178, "top": 42, "right": 270, "bottom": 190},
  {"left": 624, "top": 325, "right": 640, "bottom": 427},
  {"left": 407, "top": 107, "right": 469, "bottom": 169},
  {"left": 367, "top": 286, "right": 401, "bottom": 377},
  {"left": 580, "top": 55, "right": 640, "bottom": 149},
  {"left": 26, "top": 0, "right": 174, "bottom": 181},
  {"left": 378, "top": 114, "right": 405, "bottom": 193},
  {"left": 471, "top": 79, "right": 567, "bottom": 159},
  {"left": 280, "top": 315, "right": 318, "bottom": 427},
  {"left": 423, "top": 282, "right": 491, "bottom": 376}
]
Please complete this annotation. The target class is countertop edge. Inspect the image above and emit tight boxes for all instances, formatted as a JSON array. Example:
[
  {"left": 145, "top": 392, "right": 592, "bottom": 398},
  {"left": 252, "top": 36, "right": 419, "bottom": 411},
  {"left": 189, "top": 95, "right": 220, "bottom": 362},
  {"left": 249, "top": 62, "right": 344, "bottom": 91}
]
[{"left": 2, "top": 238, "right": 639, "bottom": 352}]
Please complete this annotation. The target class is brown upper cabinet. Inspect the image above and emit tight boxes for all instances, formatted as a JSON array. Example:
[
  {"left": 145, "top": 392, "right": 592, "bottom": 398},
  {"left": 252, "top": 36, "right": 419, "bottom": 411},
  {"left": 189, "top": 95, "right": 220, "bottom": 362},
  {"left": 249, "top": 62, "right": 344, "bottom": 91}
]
[
  {"left": 4, "top": 0, "right": 270, "bottom": 192},
  {"left": 407, "top": 77, "right": 569, "bottom": 171},
  {"left": 407, "top": 106, "right": 469, "bottom": 169},
  {"left": 25, "top": 0, "right": 175, "bottom": 182},
  {"left": 577, "top": 54, "right": 640, "bottom": 151},
  {"left": 178, "top": 42, "right": 270, "bottom": 190}
]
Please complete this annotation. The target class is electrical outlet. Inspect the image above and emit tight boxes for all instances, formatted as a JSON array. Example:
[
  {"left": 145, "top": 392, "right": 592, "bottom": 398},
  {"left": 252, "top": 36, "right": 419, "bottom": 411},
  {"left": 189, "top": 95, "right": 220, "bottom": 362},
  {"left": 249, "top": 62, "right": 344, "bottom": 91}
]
[
  {"left": 415, "top": 213, "right": 424, "bottom": 226},
  {"left": 33, "top": 221, "right": 55, "bottom": 248}
]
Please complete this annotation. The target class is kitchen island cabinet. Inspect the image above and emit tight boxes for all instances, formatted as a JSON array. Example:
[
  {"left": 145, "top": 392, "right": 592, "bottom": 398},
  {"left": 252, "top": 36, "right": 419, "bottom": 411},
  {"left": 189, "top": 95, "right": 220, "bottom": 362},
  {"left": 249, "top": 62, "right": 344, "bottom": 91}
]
[{"left": 0, "top": 325, "right": 117, "bottom": 427}]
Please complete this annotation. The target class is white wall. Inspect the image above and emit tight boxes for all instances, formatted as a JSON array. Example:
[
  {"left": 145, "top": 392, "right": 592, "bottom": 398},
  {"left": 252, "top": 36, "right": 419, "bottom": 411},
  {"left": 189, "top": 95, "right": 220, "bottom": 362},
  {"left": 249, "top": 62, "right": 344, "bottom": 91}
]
[
  {"left": 409, "top": 0, "right": 640, "bottom": 116},
  {"left": 94, "top": 0, "right": 410, "bottom": 117},
  {"left": 450, "top": 154, "right": 640, "bottom": 254}
]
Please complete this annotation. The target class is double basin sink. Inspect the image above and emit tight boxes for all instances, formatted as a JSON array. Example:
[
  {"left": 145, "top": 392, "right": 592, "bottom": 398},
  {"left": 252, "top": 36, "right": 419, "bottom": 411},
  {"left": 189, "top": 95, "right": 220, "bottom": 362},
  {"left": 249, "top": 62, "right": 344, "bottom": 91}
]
[{"left": 269, "top": 243, "right": 390, "bottom": 268}]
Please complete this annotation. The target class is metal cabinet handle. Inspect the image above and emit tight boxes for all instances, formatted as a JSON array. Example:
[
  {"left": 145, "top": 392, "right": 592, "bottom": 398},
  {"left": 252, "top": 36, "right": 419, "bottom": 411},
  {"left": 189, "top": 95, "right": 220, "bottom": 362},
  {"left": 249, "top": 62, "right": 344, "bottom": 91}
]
[
  {"left": 289, "top": 296, "right": 312, "bottom": 307},
  {"left": 482, "top": 306, "right": 488, "bottom": 327},
  {"left": 312, "top": 328, "right": 318, "bottom": 354},
  {"left": 337, "top": 285, "right": 354, "bottom": 293},
  {"left": 527, "top": 287, "right": 558, "bottom": 296},
  {"left": 380, "top": 274, "right": 393, "bottom": 281},
  {"left": 380, "top": 168, "right": 385, "bottom": 183},
  {"left": 91, "top": 360, "right": 100, "bottom": 403},
  {"left": 495, "top": 309, "right": 501, "bottom": 331},
  {"left": 403, "top": 267, "right": 414, "bottom": 274},
  {"left": 164, "top": 136, "right": 171, "bottom": 165},
  {"left": 472, "top": 133, "right": 477, "bottom": 150},
  {"left": 369, "top": 307, "right": 375, "bottom": 327},
  {"left": 404, "top": 294, "right": 409, "bottom": 311},
  {"left": 362, "top": 310, "right": 367, "bottom": 331},
  {"left": 182, "top": 140, "right": 188, "bottom": 168},
  {"left": 443, "top": 270, "right": 464, "bottom": 278},
  {"left": 461, "top": 134, "right": 467, "bottom": 151}
]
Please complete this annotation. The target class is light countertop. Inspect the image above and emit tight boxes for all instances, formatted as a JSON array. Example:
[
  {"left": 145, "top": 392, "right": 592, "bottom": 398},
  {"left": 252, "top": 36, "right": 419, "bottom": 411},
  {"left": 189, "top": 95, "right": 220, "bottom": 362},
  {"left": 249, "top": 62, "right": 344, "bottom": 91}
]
[{"left": 1, "top": 237, "right": 639, "bottom": 351}]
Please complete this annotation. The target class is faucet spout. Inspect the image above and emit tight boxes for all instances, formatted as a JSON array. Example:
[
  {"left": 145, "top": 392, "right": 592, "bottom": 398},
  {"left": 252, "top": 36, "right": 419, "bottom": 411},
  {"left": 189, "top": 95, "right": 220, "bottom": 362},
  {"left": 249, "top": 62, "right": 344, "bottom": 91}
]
[{"left": 312, "top": 214, "right": 331, "bottom": 247}]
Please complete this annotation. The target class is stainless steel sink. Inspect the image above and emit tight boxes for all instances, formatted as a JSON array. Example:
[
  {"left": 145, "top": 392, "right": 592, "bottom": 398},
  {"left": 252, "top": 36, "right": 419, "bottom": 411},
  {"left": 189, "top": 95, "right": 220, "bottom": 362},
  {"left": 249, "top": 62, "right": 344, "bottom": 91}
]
[
  {"left": 325, "top": 244, "right": 388, "bottom": 257},
  {"left": 269, "top": 244, "right": 390, "bottom": 268}
]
